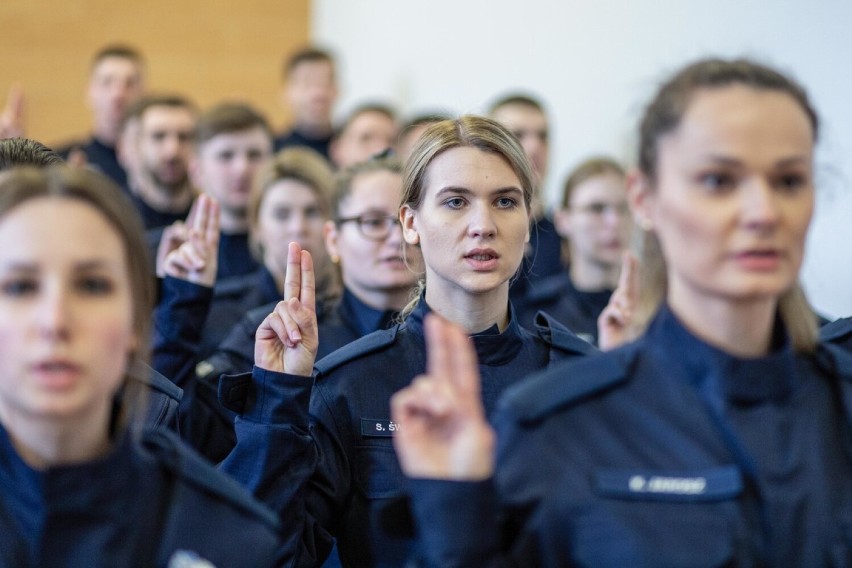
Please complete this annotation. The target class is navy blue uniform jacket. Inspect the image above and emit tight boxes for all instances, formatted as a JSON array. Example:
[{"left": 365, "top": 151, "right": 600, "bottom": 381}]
[
  {"left": 0, "top": 424, "right": 279, "bottom": 567},
  {"left": 218, "top": 299, "right": 595, "bottom": 568},
  {"left": 408, "top": 305, "right": 852, "bottom": 567}
]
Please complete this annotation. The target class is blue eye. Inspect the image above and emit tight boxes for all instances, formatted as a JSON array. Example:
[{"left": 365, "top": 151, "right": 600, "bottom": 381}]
[
  {"left": 495, "top": 197, "right": 518, "bottom": 209},
  {"left": 444, "top": 197, "right": 466, "bottom": 209},
  {"left": 699, "top": 172, "right": 736, "bottom": 192}
]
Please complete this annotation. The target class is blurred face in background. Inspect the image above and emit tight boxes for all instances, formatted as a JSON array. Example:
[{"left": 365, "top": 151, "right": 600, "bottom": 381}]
[{"left": 87, "top": 56, "right": 144, "bottom": 144}]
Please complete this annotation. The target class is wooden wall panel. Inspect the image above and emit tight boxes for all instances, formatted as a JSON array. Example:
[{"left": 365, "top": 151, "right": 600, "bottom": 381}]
[{"left": 0, "top": 0, "right": 310, "bottom": 146}]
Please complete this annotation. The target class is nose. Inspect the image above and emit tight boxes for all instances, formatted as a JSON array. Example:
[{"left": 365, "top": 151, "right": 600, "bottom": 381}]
[
  {"left": 288, "top": 211, "right": 309, "bottom": 238},
  {"left": 37, "top": 284, "right": 71, "bottom": 342},
  {"left": 742, "top": 178, "right": 780, "bottom": 231},
  {"left": 467, "top": 203, "right": 497, "bottom": 239}
]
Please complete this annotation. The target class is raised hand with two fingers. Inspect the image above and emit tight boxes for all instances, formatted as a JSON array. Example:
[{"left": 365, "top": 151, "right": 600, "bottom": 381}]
[
  {"left": 391, "top": 315, "right": 495, "bottom": 481},
  {"left": 254, "top": 242, "right": 319, "bottom": 376},
  {"left": 160, "top": 194, "right": 220, "bottom": 287}
]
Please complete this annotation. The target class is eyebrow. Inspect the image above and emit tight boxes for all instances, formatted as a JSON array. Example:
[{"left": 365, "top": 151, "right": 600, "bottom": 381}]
[
  {"left": 0, "top": 259, "right": 120, "bottom": 273},
  {"left": 703, "top": 155, "right": 810, "bottom": 168},
  {"left": 434, "top": 186, "right": 524, "bottom": 199}
]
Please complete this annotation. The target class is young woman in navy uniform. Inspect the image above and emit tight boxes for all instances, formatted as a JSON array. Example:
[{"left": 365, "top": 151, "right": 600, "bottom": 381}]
[
  {"left": 0, "top": 166, "right": 278, "bottom": 567},
  {"left": 218, "top": 116, "right": 595, "bottom": 567},
  {"left": 391, "top": 58, "right": 852, "bottom": 567}
]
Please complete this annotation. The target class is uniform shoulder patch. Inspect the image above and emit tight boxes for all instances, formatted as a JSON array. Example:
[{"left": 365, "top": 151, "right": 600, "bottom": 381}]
[
  {"left": 138, "top": 429, "right": 280, "bottom": 530},
  {"left": 533, "top": 310, "right": 598, "bottom": 357},
  {"left": 502, "top": 350, "right": 632, "bottom": 424},
  {"left": 314, "top": 326, "right": 399, "bottom": 376}
]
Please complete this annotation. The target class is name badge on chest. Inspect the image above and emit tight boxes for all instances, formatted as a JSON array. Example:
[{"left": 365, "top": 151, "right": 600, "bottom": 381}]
[{"left": 361, "top": 418, "right": 400, "bottom": 437}]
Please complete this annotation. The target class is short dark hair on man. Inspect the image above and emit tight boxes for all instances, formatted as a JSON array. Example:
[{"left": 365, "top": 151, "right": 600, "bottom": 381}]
[
  {"left": 0, "top": 138, "right": 64, "bottom": 171},
  {"left": 120, "top": 94, "right": 197, "bottom": 133},
  {"left": 284, "top": 46, "right": 335, "bottom": 79},
  {"left": 91, "top": 44, "right": 145, "bottom": 70},
  {"left": 488, "top": 93, "right": 545, "bottom": 115},
  {"left": 195, "top": 102, "right": 272, "bottom": 145}
]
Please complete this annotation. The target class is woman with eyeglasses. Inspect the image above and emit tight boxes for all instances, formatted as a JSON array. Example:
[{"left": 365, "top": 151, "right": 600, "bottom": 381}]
[
  {"left": 517, "top": 157, "right": 633, "bottom": 346},
  {"left": 218, "top": 116, "right": 595, "bottom": 567}
]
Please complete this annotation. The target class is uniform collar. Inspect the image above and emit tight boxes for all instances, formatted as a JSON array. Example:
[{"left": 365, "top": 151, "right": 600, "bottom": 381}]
[
  {"left": 0, "top": 423, "right": 137, "bottom": 511},
  {"left": 646, "top": 304, "right": 800, "bottom": 405},
  {"left": 338, "top": 287, "right": 398, "bottom": 336},
  {"left": 405, "top": 295, "right": 524, "bottom": 366}
]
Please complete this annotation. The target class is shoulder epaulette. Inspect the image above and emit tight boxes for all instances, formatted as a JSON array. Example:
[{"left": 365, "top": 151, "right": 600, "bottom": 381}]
[
  {"left": 820, "top": 317, "right": 852, "bottom": 344},
  {"left": 502, "top": 350, "right": 631, "bottom": 425},
  {"left": 138, "top": 429, "right": 280, "bottom": 529},
  {"left": 130, "top": 361, "right": 182, "bottom": 402},
  {"left": 813, "top": 341, "right": 852, "bottom": 384},
  {"left": 314, "top": 326, "right": 399, "bottom": 376},
  {"left": 533, "top": 310, "right": 598, "bottom": 357}
]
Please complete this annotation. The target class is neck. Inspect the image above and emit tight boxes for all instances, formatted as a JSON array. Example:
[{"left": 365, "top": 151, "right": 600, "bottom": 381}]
[
  {"left": 667, "top": 282, "right": 777, "bottom": 358},
  {"left": 347, "top": 283, "right": 413, "bottom": 313},
  {"left": 218, "top": 208, "right": 249, "bottom": 234},
  {"left": 569, "top": 256, "right": 619, "bottom": 291},
  {"left": 424, "top": 280, "right": 510, "bottom": 334},
  {"left": 1, "top": 405, "right": 113, "bottom": 470},
  {"left": 131, "top": 179, "right": 194, "bottom": 214},
  {"left": 92, "top": 124, "right": 118, "bottom": 147},
  {"left": 294, "top": 119, "right": 332, "bottom": 138}
]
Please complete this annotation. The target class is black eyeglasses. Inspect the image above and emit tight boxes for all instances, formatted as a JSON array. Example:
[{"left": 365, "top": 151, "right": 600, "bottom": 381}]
[{"left": 336, "top": 214, "right": 400, "bottom": 241}]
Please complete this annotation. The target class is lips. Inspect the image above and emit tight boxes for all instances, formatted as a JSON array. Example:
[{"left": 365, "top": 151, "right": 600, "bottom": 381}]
[
  {"left": 30, "top": 360, "right": 82, "bottom": 390},
  {"left": 733, "top": 249, "right": 782, "bottom": 270},
  {"left": 464, "top": 248, "right": 500, "bottom": 271}
]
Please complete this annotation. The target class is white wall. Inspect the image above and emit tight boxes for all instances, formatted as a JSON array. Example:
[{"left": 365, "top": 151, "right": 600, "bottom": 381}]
[{"left": 313, "top": 0, "right": 852, "bottom": 318}]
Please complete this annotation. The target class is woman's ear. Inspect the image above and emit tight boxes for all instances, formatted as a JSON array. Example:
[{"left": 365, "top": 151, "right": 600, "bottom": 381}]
[
  {"left": 400, "top": 205, "right": 420, "bottom": 245},
  {"left": 323, "top": 220, "right": 340, "bottom": 263},
  {"left": 627, "top": 168, "right": 655, "bottom": 232}
]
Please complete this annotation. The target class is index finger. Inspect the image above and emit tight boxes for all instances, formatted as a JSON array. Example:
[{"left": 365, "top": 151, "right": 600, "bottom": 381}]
[
  {"left": 298, "top": 249, "right": 315, "bottom": 310},
  {"left": 283, "top": 242, "right": 303, "bottom": 301},
  {"left": 616, "top": 250, "right": 639, "bottom": 303},
  {"left": 424, "top": 315, "right": 482, "bottom": 410}
]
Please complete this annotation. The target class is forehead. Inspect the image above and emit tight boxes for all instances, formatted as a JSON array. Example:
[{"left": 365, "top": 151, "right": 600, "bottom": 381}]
[
  {"left": 342, "top": 170, "right": 402, "bottom": 212},
  {"left": 199, "top": 126, "right": 272, "bottom": 154},
  {"left": 140, "top": 106, "right": 195, "bottom": 131},
  {"left": 345, "top": 111, "right": 395, "bottom": 135},
  {"left": 570, "top": 172, "right": 627, "bottom": 205},
  {"left": 661, "top": 86, "right": 815, "bottom": 162},
  {"left": 492, "top": 103, "right": 547, "bottom": 130},
  {"left": 262, "top": 179, "right": 323, "bottom": 209},
  {"left": 289, "top": 59, "right": 335, "bottom": 82},
  {"left": 423, "top": 146, "right": 521, "bottom": 193},
  {"left": 91, "top": 56, "right": 142, "bottom": 81},
  {"left": 0, "top": 197, "right": 124, "bottom": 260}
]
